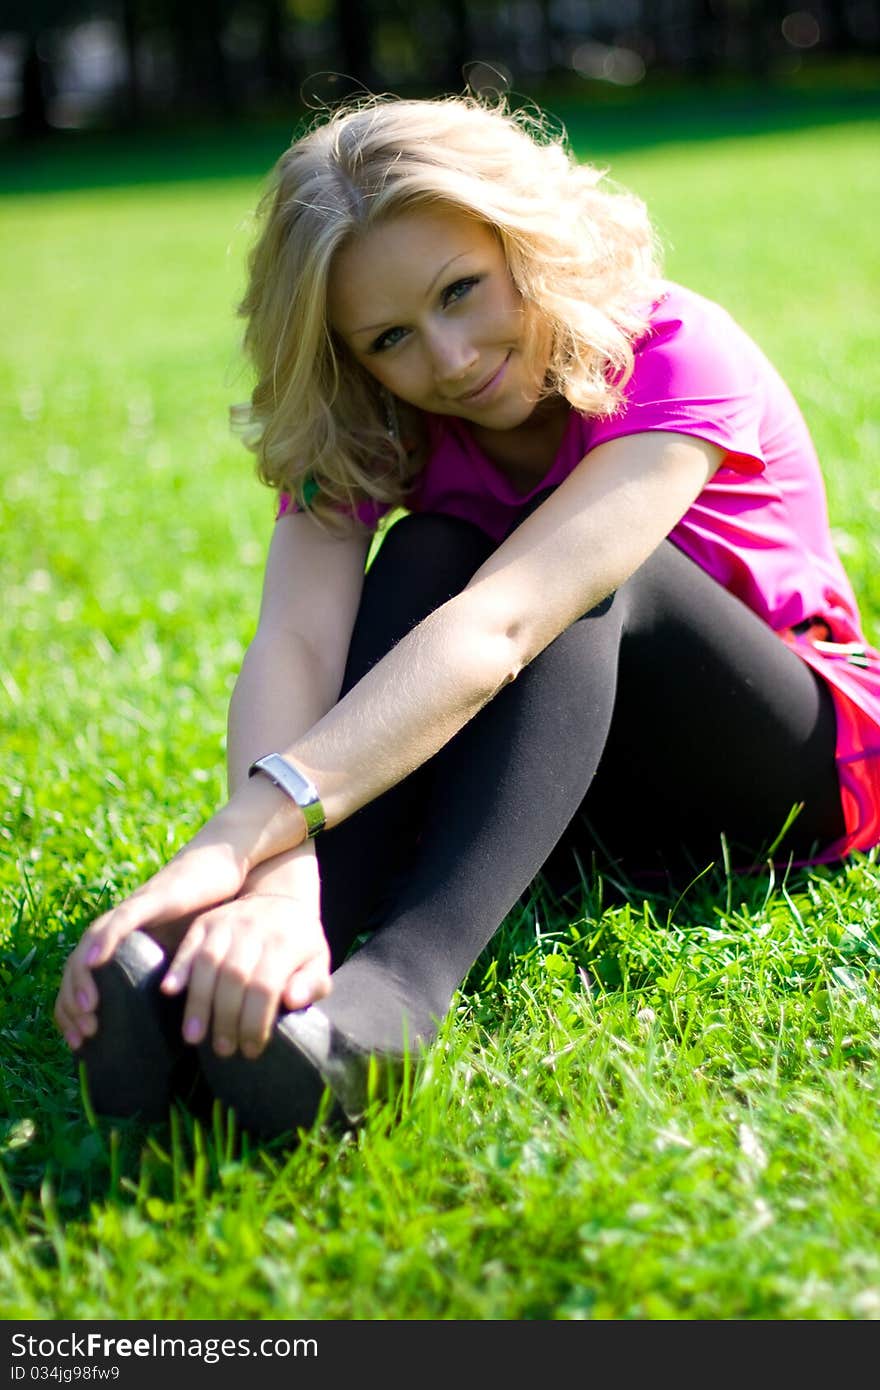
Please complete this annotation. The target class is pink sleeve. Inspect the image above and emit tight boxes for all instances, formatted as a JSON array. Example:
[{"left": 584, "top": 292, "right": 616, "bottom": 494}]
[
  {"left": 587, "top": 290, "right": 766, "bottom": 476},
  {"left": 275, "top": 489, "right": 390, "bottom": 529}
]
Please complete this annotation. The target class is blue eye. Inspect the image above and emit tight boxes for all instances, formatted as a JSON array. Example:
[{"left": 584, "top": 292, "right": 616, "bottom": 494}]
[
  {"left": 443, "top": 276, "right": 479, "bottom": 307},
  {"left": 369, "top": 325, "right": 408, "bottom": 355},
  {"left": 366, "top": 277, "right": 480, "bottom": 354}
]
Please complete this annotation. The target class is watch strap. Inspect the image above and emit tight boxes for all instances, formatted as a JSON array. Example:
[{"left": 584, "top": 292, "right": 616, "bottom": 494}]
[{"left": 248, "top": 753, "right": 326, "bottom": 838}]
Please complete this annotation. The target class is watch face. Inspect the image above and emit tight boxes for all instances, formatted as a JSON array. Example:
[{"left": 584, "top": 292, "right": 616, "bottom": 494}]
[{"left": 251, "top": 755, "right": 324, "bottom": 834}]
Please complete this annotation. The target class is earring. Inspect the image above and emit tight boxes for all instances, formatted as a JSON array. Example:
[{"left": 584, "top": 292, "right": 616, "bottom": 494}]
[{"left": 381, "top": 388, "right": 400, "bottom": 444}]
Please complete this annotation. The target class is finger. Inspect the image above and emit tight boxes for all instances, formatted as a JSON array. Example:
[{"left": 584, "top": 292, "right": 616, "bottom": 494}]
[
  {"left": 282, "top": 956, "right": 332, "bottom": 1013},
  {"left": 60, "top": 912, "right": 118, "bottom": 1018},
  {"left": 160, "top": 919, "right": 209, "bottom": 996},
  {"left": 143, "top": 911, "right": 200, "bottom": 955},
  {"left": 210, "top": 972, "right": 246, "bottom": 1057},
  {"left": 55, "top": 999, "right": 97, "bottom": 1050},
  {"left": 180, "top": 923, "right": 233, "bottom": 1046},
  {"left": 54, "top": 966, "right": 79, "bottom": 1032},
  {"left": 209, "top": 934, "right": 264, "bottom": 1057},
  {"left": 54, "top": 981, "right": 86, "bottom": 1050},
  {"left": 82, "top": 847, "right": 243, "bottom": 972},
  {"left": 54, "top": 954, "right": 99, "bottom": 1046},
  {"left": 57, "top": 899, "right": 164, "bottom": 1046},
  {"left": 232, "top": 918, "right": 319, "bottom": 1059},
  {"left": 237, "top": 959, "right": 287, "bottom": 1060}
]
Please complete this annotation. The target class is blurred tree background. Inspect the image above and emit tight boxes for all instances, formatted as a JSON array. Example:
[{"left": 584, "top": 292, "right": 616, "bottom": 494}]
[{"left": 2, "top": 0, "right": 878, "bottom": 144}]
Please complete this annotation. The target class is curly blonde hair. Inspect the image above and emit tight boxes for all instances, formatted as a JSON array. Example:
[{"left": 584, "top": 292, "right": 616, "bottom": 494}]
[{"left": 231, "top": 93, "right": 663, "bottom": 530}]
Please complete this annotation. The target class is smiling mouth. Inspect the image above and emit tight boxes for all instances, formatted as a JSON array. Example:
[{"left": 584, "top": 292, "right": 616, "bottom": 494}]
[{"left": 457, "top": 353, "right": 511, "bottom": 402}]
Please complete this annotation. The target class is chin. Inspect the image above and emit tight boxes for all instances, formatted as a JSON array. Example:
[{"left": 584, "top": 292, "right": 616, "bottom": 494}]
[{"left": 480, "top": 396, "right": 542, "bottom": 431}]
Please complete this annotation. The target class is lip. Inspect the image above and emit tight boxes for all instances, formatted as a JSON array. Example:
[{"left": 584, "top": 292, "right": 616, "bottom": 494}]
[{"left": 456, "top": 353, "right": 511, "bottom": 404}]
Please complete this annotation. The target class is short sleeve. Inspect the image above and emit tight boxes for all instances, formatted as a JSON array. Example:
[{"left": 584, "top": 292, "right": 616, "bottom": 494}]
[
  {"left": 586, "top": 286, "right": 767, "bottom": 477},
  {"left": 276, "top": 490, "right": 292, "bottom": 520},
  {"left": 275, "top": 479, "right": 389, "bottom": 530}
]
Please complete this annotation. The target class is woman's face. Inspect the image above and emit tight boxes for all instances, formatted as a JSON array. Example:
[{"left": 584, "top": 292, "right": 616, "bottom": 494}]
[{"left": 328, "top": 206, "right": 548, "bottom": 431}]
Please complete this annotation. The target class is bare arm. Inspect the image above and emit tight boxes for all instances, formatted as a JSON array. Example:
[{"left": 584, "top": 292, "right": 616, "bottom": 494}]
[
  {"left": 225, "top": 512, "right": 369, "bottom": 890},
  {"left": 277, "top": 431, "right": 722, "bottom": 833},
  {"left": 228, "top": 509, "right": 370, "bottom": 791},
  {"left": 55, "top": 512, "right": 368, "bottom": 1055},
  {"left": 57, "top": 432, "right": 720, "bottom": 1056}
]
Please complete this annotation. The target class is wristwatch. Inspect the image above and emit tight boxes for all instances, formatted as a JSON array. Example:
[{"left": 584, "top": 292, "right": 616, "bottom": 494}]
[{"left": 248, "top": 753, "right": 326, "bottom": 838}]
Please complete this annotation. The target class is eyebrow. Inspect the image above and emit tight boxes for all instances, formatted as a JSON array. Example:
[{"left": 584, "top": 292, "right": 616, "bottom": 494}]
[{"left": 347, "top": 251, "right": 472, "bottom": 338}]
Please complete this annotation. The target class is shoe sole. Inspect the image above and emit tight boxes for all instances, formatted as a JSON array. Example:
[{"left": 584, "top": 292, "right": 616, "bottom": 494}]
[{"left": 198, "top": 1005, "right": 384, "bottom": 1140}]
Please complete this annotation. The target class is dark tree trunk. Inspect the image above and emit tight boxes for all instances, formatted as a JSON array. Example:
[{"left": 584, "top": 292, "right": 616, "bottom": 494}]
[
  {"left": 743, "top": 0, "right": 770, "bottom": 78},
  {"left": 640, "top": 0, "right": 675, "bottom": 68},
  {"left": 336, "top": 0, "right": 375, "bottom": 87},
  {"left": 444, "top": 0, "right": 471, "bottom": 91},
  {"left": 119, "top": 0, "right": 141, "bottom": 127},
  {"left": 537, "top": 0, "right": 561, "bottom": 77},
  {"left": 168, "top": 1, "right": 235, "bottom": 117},
  {"left": 686, "top": 0, "right": 720, "bottom": 77},
  {"left": 171, "top": 4, "right": 198, "bottom": 112},
  {"left": 822, "top": 0, "right": 849, "bottom": 51},
  {"left": 204, "top": 0, "right": 237, "bottom": 117},
  {"left": 18, "top": 32, "right": 51, "bottom": 140},
  {"left": 261, "top": 0, "right": 292, "bottom": 97}
]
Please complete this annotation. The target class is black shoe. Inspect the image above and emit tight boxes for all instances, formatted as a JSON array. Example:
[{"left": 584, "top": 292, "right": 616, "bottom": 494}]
[
  {"left": 77, "top": 930, "right": 201, "bottom": 1121},
  {"left": 197, "top": 1004, "right": 400, "bottom": 1140}
]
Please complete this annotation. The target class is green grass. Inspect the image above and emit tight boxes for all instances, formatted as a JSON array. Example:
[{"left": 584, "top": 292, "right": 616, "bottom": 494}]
[{"left": 1, "top": 95, "right": 880, "bottom": 1320}]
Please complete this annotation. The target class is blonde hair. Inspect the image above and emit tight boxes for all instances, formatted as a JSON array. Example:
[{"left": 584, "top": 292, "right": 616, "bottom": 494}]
[{"left": 232, "top": 93, "right": 663, "bottom": 530}]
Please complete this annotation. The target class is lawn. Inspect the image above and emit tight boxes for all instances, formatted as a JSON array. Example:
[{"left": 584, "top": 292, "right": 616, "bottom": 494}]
[{"left": 1, "top": 87, "right": 879, "bottom": 1320}]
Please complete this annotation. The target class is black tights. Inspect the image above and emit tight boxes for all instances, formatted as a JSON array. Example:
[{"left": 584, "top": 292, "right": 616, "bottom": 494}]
[{"left": 311, "top": 509, "right": 844, "bottom": 1053}]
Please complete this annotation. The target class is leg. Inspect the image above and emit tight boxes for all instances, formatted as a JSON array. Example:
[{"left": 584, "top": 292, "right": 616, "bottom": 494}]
[
  {"left": 78, "top": 513, "right": 492, "bottom": 1121},
  {"left": 316, "top": 512, "right": 494, "bottom": 966},
  {"left": 304, "top": 539, "right": 844, "bottom": 1046},
  {"left": 565, "top": 539, "right": 844, "bottom": 885},
  {"left": 204, "top": 536, "right": 843, "bottom": 1135}
]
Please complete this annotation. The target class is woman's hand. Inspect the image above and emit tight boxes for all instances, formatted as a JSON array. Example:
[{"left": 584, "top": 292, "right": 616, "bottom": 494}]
[
  {"left": 54, "top": 778, "right": 308, "bottom": 1050},
  {"left": 159, "top": 884, "right": 331, "bottom": 1059},
  {"left": 54, "top": 820, "right": 248, "bottom": 1049}
]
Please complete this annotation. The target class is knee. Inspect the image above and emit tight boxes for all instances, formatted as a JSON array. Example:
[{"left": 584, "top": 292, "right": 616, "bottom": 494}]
[
  {"left": 368, "top": 512, "right": 494, "bottom": 596},
  {"left": 613, "top": 538, "right": 685, "bottom": 636},
  {"left": 343, "top": 512, "right": 496, "bottom": 688}
]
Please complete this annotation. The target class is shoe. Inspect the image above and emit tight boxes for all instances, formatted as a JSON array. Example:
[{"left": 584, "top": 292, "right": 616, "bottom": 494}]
[
  {"left": 77, "top": 930, "right": 201, "bottom": 1121},
  {"left": 198, "top": 1004, "right": 401, "bottom": 1140}
]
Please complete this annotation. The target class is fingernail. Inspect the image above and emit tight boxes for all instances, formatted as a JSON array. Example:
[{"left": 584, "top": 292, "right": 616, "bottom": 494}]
[
  {"left": 161, "top": 973, "right": 181, "bottom": 993},
  {"left": 66, "top": 1032, "right": 81, "bottom": 1050},
  {"left": 76, "top": 991, "right": 90, "bottom": 1011},
  {"left": 241, "top": 1041, "right": 261, "bottom": 1060},
  {"left": 183, "top": 1017, "right": 202, "bottom": 1043},
  {"left": 214, "top": 1037, "right": 234, "bottom": 1057},
  {"left": 86, "top": 945, "right": 101, "bottom": 966}
]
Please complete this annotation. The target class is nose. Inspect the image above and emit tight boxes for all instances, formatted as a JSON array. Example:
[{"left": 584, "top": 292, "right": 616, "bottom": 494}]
[{"left": 426, "top": 325, "right": 479, "bottom": 388}]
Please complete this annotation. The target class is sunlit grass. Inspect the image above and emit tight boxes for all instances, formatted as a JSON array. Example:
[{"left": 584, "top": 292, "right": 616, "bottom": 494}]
[{"left": 1, "top": 100, "right": 879, "bottom": 1320}]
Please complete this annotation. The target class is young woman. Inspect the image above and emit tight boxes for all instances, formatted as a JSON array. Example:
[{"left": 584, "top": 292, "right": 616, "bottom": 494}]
[{"left": 54, "top": 95, "right": 880, "bottom": 1138}]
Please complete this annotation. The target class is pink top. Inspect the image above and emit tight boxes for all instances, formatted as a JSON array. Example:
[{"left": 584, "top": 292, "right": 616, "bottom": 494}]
[{"left": 280, "top": 282, "right": 880, "bottom": 854}]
